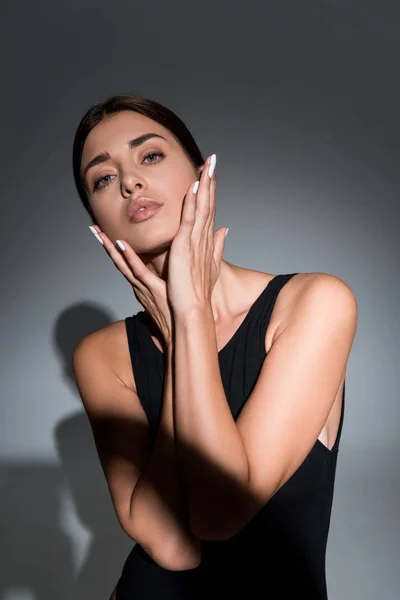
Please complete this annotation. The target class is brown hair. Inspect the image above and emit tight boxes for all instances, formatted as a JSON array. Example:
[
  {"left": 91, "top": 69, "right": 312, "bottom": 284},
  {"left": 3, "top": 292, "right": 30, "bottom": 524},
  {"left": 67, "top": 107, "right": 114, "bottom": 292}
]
[{"left": 72, "top": 94, "right": 205, "bottom": 221}]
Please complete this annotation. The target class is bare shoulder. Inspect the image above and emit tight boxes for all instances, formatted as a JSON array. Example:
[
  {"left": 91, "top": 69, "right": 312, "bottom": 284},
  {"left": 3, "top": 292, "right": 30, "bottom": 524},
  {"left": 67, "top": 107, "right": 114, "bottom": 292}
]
[
  {"left": 73, "top": 319, "right": 136, "bottom": 392},
  {"left": 272, "top": 272, "right": 358, "bottom": 342},
  {"left": 72, "top": 319, "right": 152, "bottom": 541}
]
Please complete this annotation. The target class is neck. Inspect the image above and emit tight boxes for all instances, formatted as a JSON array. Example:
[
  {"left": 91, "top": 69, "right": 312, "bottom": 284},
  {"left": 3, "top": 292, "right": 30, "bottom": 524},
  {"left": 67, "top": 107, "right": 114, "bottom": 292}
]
[{"left": 139, "top": 249, "right": 243, "bottom": 323}]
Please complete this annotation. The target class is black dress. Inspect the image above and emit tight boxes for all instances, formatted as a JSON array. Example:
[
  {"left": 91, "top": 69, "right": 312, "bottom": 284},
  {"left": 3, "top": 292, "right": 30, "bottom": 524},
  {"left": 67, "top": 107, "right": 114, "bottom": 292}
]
[{"left": 115, "top": 273, "right": 345, "bottom": 599}]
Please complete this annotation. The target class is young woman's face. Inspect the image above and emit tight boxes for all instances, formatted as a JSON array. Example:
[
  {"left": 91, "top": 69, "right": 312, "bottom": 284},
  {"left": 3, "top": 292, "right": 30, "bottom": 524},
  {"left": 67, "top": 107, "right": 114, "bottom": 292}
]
[{"left": 81, "top": 110, "right": 201, "bottom": 254}]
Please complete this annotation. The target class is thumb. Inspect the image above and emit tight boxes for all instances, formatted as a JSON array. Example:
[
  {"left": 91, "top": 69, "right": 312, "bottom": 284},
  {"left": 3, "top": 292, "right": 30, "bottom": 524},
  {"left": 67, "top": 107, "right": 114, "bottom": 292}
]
[{"left": 213, "top": 227, "right": 229, "bottom": 268}]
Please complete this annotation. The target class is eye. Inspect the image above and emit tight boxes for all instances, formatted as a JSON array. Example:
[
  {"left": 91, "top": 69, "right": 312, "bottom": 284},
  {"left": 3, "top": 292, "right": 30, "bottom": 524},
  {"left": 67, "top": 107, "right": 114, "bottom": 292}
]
[
  {"left": 92, "top": 151, "right": 165, "bottom": 192},
  {"left": 92, "top": 174, "right": 113, "bottom": 192},
  {"left": 143, "top": 150, "right": 165, "bottom": 164}
]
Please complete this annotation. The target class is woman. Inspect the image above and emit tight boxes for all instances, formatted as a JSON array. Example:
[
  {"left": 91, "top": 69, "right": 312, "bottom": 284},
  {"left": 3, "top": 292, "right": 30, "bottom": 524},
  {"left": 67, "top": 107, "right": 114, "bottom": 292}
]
[{"left": 72, "top": 95, "right": 357, "bottom": 599}]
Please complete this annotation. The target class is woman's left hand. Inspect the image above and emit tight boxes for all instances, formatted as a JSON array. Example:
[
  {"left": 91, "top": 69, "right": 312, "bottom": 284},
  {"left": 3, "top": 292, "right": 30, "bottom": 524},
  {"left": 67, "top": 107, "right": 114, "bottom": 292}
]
[{"left": 167, "top": 154, "right": 229, "bottom": 318}]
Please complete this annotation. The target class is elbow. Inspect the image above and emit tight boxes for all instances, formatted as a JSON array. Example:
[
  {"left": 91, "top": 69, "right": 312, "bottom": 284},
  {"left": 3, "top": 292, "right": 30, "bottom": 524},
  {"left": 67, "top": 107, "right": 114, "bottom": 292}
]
[
  {"left": 141, "top": 537, "right": 202, "bottom": 571},
  {"left": 161, "top": 536, "right": 202, "bottom": 571},
  {"left": 122, "top": 519, "right": 202, "bottom": 571}
]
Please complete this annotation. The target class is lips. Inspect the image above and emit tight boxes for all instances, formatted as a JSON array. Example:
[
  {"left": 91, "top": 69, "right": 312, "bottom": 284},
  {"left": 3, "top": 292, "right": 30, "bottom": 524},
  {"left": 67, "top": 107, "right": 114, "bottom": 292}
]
[
  {"left": 129, "top": 204, "right": 162, "bottom": 223},
  {"left": 127, "top": 197, "right": 164, "bottom": 220}
]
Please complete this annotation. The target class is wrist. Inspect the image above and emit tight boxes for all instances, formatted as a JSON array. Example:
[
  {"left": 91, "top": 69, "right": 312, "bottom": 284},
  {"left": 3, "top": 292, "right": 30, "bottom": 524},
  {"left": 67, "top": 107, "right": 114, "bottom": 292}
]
[{"left": 173, "top": 305, "right": 213, "bottom": 326}]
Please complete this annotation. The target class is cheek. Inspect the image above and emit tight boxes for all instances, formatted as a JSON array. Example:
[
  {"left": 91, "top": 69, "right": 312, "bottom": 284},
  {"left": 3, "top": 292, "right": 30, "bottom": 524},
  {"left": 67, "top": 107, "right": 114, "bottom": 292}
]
[
  {"left": 164, "top": 172, "right": 193, "bottom": 202},
  {"left": 89, "top": 202, "right": 120, "bottom": 236}
]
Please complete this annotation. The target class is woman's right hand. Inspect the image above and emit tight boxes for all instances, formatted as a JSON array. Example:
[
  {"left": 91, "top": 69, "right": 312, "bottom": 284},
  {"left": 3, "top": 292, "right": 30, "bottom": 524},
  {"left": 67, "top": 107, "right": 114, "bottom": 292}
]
[{"left": 89, "top": 225, "right": 174, "bottom": 349}]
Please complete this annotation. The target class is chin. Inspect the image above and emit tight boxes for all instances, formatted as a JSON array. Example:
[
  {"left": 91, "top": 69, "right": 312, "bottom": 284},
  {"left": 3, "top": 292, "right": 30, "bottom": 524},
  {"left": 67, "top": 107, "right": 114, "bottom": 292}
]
[{"left": 135, "top": 236, "right": 173, "bottom": 257}]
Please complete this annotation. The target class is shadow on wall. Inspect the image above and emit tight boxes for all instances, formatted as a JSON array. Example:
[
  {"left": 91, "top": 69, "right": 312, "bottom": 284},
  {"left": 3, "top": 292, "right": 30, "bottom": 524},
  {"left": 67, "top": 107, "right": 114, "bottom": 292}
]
[
  {"left": 0, "top": 303, "right": 135, "bottom": 600},
  {"left": 53, "top": 303, "right": 136, "bottom": 600},
  {"left": 3, "top": 303, "right": 399, "bottom": 599}
]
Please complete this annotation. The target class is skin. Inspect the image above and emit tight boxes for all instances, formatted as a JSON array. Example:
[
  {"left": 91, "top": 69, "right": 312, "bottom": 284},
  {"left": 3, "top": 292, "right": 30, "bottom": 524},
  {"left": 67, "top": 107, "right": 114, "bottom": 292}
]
[
  {"left": 80, "top": 109, "right": 346, "bottom": 470},
  {"left": 81, "top": 110, "right": 343, "bottom": 454},
  {"left": 80, "top": 110, "right": 269, "bottom": 326},
  {"left": 78, "top": 109, "right": 351, "bottom": 578}
]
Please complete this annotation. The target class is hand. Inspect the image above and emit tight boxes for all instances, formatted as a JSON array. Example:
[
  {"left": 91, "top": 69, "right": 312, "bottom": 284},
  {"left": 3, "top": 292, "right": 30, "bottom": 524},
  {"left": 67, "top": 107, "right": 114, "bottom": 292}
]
[
  {"left": 167, "top": 154, "right": 229, "bottom": 318},
  {"left": 88, "top": 225, "right": 174, "bottom": 348}
]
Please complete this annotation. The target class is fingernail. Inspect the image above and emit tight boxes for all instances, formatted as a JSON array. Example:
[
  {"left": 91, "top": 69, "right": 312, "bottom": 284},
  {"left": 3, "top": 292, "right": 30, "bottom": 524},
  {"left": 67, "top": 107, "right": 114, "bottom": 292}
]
[
  {"left": 89, "top": 225, "right": 103, "bottom": 245},
  {"left": 208, "top": 154, "right": 216, "bottom": 178},
  {"left": 225, "top": 228, "right": 229, "bottom": 238},
  {"left": 193, "top": 180, "right": 199, "bottom": 194},
  {"left": 116, "top": 240, "right": 126, "bottom": 251}
]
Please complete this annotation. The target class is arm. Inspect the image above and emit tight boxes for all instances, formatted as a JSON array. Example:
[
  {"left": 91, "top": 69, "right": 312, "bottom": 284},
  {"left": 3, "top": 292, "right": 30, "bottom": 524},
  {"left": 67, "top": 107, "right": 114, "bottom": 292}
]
[
  {"left": 72, "top": 330, "right": 201, "bottom": 570},
  {"left": 129, "top": 345, "right": 202, "bottom": 570},
  {"left": 172, "top": 274, "right": 358, "bottom": 541}
]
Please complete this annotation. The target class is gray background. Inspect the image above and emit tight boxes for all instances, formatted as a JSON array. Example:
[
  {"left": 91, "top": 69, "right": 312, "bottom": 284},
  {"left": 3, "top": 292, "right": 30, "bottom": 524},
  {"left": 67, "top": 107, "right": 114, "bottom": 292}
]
[{"left": 1, "top": 0, "right": 399, "bottom": 598}]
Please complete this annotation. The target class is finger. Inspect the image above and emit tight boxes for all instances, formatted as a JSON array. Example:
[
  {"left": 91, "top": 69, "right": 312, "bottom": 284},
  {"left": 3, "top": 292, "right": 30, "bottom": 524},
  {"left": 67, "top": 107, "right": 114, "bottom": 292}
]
[
  {"left": 204, "top": 156, "right": 217, "bottom": 232},
  {"left": 208, "top": 154, "right": 217, "bottom": 223},
  {"left": 198, "top": 154, "right": 214, "bottom": 213},
  {"left": 197, "top": 161, "right": 218, "bottom": 183},
  {"left": 179, "top": 178, "right": 198, "bottom": 238},
  {"left": 90, "top": 226, "right": 164, "bottom": 297},
  {"left": 115, "top": 241, "right": 171, "bottom": 323},
  {"left": 209, "top": 175, "right": 216, "bottom": 234},
  {"left": 89, "top": 226, "right": 146, "bottom": 292},
  {"left": 213, "top": 227, "right": 227, "bottom": 268},
  {"left": 114, "top": 239, "right": 162, "bottom": 291},
  {"left": 193, "top": 155, "right": 214, "bottom": 238}
]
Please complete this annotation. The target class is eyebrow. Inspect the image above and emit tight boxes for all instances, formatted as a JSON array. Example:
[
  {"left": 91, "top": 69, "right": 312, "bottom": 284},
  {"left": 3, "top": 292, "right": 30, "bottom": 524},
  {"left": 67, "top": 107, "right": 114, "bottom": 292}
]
[{"left": 82, "top": 132, "right": 167, "bottom": 184}]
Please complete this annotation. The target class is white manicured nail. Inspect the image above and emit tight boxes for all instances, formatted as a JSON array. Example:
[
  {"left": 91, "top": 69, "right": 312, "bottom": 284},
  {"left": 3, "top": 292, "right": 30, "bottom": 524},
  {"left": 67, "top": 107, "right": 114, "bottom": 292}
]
[
  {"left": 225, "top": 228, "right": 229, "bottom": 238},
  {"left": 116, "top": 240, "right": 126, "bottom": 251},
  {"left": 89, "top": 225, "right": 103, "bottom": 245},
  {"left": 192, "top": 180, "right": 199, "bottom": 194},
  {"left": 208, "top": 154, "right": 216, "bottom": 178}
]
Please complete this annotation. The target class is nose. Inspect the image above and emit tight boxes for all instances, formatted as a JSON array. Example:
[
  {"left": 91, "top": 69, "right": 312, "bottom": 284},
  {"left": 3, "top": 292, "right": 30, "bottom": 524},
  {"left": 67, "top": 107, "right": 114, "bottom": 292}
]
[{"left": 121, "top": 172, "right": 147, "bottom": 197}]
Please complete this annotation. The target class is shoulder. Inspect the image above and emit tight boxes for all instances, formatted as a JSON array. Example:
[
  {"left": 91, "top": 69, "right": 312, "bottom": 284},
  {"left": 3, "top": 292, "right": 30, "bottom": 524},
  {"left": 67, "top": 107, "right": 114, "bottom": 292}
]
[
  {"left": 273, "top": 272, "right": 358, "bottom": 342},
  {"left": 73, "top": 319, "right": 136, "bottom": 391}
]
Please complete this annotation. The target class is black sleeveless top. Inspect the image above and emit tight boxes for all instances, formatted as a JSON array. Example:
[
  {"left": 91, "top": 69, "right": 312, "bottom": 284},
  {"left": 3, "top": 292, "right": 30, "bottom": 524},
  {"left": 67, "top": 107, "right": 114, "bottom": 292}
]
[{"left": 115, "top": 273, "right": 345, "bottom": 600}]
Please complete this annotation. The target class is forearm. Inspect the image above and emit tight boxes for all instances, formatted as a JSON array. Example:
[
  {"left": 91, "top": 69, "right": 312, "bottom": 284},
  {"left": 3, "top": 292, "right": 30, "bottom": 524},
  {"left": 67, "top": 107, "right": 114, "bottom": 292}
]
[
  {"left": 173, "top": 307, "right": 250, "bottom": 540},
  {"left": 129, "top": 347, "right": 201, "bottom": 569}
]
